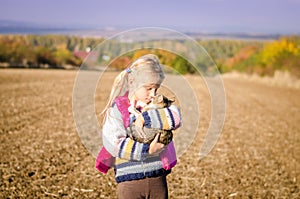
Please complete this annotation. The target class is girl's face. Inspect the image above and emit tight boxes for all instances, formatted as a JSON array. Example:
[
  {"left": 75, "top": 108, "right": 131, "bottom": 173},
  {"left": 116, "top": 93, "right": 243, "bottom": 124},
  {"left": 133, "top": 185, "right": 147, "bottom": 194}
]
[{"left": 134, "top": 84, "right": 160, "bottom": 104}]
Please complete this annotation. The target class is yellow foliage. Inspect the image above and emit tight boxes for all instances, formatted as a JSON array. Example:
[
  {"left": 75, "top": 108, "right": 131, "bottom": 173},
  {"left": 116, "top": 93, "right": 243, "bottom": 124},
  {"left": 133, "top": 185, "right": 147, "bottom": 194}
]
[
  {"left": 131, "top": 49, "right": 177, "bottom": 67},
  {"left": 54, "top": 49, "right": 72, "bottom": 65},
  {"left": 132, "top": 49, "right": 154, "bottom": 60},
  {"left": 261, "top": 38, "right": 299, "bottom": 63},
  {"left": 56, "top": 43, "right": 67, "bottom": 50}
]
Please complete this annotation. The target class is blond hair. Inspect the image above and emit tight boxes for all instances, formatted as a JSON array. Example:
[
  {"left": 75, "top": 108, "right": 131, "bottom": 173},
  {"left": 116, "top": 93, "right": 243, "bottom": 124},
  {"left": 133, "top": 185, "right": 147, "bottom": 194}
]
[{"left": 101, "top": 54, "right": 164, "bottom": 118}]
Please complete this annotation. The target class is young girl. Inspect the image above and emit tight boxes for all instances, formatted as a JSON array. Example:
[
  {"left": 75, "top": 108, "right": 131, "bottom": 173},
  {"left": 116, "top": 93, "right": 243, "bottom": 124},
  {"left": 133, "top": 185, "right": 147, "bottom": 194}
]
[{"left": 98, "top": 54, "right": 181, "bottom": 199}]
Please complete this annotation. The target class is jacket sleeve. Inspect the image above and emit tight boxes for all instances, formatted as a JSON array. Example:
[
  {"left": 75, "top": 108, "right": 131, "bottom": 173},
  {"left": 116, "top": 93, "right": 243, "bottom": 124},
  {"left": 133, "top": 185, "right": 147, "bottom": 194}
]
[
  {"left": 142, "top": 105, "right": 181, "bottom": 130},
  {"left": 102, "top": 105, "right": 149, "bottom": 161}
]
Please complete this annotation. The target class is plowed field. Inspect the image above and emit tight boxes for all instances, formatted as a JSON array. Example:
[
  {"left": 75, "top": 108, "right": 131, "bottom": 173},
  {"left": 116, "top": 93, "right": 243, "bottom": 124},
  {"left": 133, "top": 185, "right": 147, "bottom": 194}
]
[{"left": 1, "top": 69, "right": 299, "bottom": 198}]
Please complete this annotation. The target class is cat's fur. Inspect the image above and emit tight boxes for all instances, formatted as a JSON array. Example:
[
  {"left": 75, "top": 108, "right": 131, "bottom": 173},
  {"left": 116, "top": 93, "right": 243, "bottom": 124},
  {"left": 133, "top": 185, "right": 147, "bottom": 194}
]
[{"left": 127, "top": 95, "right": 174, "bottom": 145}]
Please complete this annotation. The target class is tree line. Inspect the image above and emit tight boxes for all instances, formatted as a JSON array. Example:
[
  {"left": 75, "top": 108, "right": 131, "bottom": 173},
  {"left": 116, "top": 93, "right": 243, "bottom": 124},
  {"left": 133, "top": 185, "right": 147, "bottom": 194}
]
[
  {"left": 0, "top": 34, "right": 299, "bottom": 77},
  {"left": 0, "top": 35, "right": 103, "bottom": 68},
  {"left": 218, "top": 36, "right": 300, "bottom": 77}
]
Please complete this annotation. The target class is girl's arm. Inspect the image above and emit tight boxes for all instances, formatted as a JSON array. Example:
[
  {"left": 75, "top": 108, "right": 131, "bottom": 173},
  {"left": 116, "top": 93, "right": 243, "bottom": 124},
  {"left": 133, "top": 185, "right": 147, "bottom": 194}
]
[
  {"left": 102, "top": 105, "right": 149, "bottom": 161},
  {"left": 141, "top": 105, "right": 181, "bottom": 130}
]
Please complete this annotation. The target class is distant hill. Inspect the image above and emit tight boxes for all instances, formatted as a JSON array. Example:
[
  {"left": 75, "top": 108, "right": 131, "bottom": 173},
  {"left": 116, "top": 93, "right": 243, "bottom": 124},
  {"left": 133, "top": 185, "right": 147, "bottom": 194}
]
[
  {"left": 0, "top": 20, "right": 90, "bottom": 35},
  {"left": 186, "top": 32, "right": 280, "bottom": 41},
  {"left": 0, "top": 20, "right": 282, "bottom": 41}
]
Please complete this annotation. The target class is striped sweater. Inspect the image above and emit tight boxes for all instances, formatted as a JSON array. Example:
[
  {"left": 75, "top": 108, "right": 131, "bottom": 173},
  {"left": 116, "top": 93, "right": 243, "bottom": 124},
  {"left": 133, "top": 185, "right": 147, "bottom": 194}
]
[{"left": 102, "top": 99, "right": 181, "bottom": 183}]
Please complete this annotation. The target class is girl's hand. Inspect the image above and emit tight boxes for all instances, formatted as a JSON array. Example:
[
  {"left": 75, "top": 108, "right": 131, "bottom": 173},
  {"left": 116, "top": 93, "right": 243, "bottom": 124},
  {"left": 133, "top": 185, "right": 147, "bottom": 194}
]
[
  {"left": 149, "top": 133, "right": 165, "bottom": 155},
  {"left": 135, "top": 114, "right": 144, "bottom": 127}
]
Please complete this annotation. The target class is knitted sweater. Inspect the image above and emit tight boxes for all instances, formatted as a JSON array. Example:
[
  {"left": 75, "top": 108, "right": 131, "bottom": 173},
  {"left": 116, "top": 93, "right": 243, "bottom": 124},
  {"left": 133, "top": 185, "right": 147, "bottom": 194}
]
[{"left": 102, "top": 98, "right": 181, "bottom": 183}]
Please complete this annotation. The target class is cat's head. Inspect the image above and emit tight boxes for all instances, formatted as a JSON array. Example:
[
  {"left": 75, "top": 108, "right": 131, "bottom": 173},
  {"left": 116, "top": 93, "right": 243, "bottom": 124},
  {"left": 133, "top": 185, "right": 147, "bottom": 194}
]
[{"left": 152, "top": 94, "right": 174, "bottom": 108}]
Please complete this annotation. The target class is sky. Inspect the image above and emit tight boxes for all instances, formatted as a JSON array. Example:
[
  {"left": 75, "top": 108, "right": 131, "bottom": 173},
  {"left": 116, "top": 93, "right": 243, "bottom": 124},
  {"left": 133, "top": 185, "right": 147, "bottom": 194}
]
[{"left": 1, "top": 0, "right": 300, "bottom": 34}]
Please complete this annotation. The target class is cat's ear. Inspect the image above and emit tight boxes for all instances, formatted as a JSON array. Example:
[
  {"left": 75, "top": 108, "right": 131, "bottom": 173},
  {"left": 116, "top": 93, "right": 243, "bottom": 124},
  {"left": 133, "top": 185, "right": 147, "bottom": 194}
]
[
  {"left": 168, "top": 97, "right": 175, "bottom": 103},
  {"left": 157, "top": 95, "right": 164, "bottom": 102}
]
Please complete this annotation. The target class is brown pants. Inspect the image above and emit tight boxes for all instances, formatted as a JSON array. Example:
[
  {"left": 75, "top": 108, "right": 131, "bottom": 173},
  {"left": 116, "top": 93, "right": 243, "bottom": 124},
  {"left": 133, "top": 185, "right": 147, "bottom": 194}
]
[{"left": 117, "top": 175, "right": 168, "bottom": 199}]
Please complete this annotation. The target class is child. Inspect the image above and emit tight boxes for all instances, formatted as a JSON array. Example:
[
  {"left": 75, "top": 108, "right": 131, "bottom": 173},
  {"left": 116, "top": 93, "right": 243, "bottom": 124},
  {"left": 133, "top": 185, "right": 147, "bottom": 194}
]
[{"left": 98, "top": 54, "right": 181, "bottom": 199}]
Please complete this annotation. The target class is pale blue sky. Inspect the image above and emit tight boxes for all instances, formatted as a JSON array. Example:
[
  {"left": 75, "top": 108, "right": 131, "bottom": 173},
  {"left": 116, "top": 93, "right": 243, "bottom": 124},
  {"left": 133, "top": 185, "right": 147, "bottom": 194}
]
[{"left": 1, "top": 0, "right": 300, "bottom": 34}]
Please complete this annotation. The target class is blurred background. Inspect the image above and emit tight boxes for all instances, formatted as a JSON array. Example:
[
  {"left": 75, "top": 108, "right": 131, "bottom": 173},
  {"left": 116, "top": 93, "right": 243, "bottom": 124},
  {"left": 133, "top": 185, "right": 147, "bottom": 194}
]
[
  {"left": 1, "top": 0, "right": 300, "bottom": 198},
  {"left": 0, "top": 0, "right": 299, "bottom": 79}
]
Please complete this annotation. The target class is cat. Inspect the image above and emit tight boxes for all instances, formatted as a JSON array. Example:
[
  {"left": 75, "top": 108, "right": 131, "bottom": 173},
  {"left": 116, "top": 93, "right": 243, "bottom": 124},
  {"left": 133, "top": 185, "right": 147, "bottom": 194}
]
[{"left": 127, "top": 94, "right": 174, "bottom": 145}]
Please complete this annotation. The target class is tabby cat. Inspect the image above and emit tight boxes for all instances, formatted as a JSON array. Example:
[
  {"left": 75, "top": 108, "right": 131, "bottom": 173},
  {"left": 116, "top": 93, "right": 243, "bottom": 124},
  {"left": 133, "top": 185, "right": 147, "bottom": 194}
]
[{"left": 127, "top": 95, "right": 174, "bottom": 145}]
